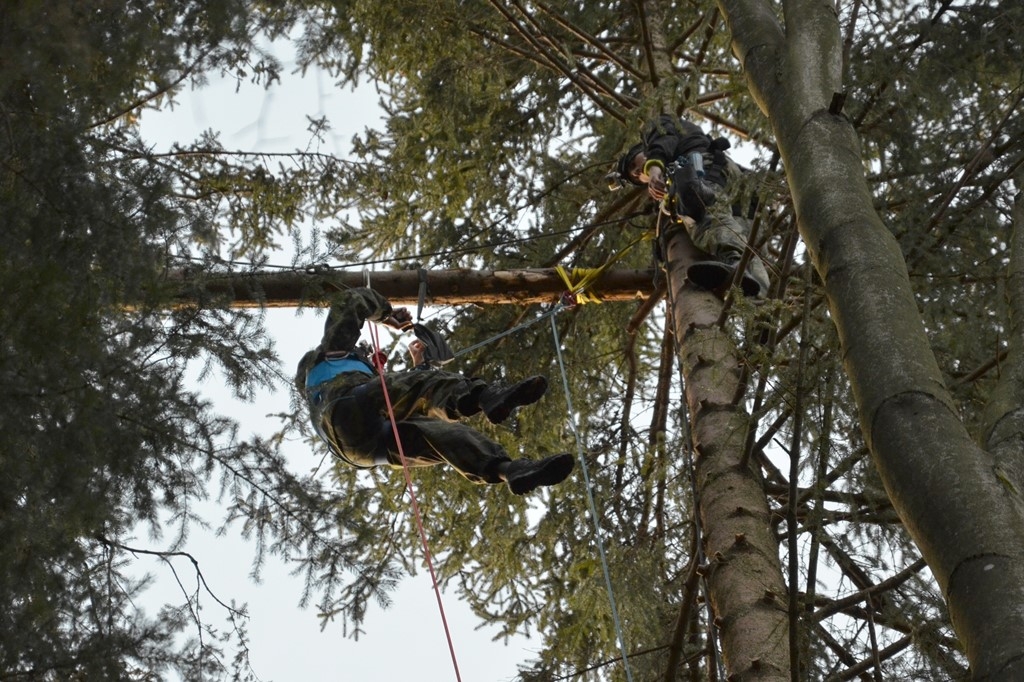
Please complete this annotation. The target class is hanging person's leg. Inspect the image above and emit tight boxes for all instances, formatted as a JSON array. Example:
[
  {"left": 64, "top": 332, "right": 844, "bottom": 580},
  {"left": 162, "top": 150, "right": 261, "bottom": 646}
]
[
  {"left": 375, "top": 369, "right": 548, "bottom": 424},
  {"left": 373, "top": 370, "right": 481, "bottom": 421},
  {"left": 375, "top": 416, "right": 573, "bottom": 495}
]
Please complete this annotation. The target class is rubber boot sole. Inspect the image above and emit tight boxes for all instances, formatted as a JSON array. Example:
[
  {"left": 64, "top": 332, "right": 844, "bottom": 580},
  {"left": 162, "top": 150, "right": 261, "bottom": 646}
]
[{"left": 507, "top": 454, "right": 575, "bottom": 495}]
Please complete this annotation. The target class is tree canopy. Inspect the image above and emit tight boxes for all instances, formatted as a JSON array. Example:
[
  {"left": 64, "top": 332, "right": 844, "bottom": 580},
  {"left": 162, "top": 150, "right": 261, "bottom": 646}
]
[{"left": 2, "top": 0, "right": 1023, "bottom": 680}]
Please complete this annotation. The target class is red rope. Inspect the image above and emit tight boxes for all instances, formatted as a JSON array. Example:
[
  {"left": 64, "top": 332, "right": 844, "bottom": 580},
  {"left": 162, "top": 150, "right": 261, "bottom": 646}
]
[{"left": 369, "top": 324, "right": 463, "bottom": 681}]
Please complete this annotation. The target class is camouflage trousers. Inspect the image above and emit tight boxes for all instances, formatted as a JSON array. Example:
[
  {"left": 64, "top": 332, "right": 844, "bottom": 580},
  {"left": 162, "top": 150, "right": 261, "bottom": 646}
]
[
  {"left": 313, "top": 370, "right": 512, "bottom": 485},
  {"left": 688, "top": 204, "right": 771, "bottom": 293}
]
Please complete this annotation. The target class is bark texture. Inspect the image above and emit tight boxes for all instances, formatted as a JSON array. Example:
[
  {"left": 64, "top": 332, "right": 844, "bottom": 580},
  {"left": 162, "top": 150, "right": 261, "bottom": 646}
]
[
  {"left": 664, "top": 226, "right": 790, "bottom": 680},
  {"left": 719, "top": 0, "right": 1024, "bottom": 675}
]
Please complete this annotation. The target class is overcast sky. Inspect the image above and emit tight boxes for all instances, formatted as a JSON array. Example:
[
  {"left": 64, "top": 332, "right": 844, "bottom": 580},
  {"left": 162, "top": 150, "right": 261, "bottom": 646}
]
[{"left": 137, "top": 42, "right": 540, "bottom": 682}]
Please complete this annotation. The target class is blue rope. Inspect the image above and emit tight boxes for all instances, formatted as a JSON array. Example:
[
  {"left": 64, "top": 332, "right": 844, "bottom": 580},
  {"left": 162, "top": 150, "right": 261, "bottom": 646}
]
[
  {"left": 550, "top": 314, "right": 635, "bottom": 682},
  {"left": 451, "top": 303, "right": 565, "bottom": 358}
]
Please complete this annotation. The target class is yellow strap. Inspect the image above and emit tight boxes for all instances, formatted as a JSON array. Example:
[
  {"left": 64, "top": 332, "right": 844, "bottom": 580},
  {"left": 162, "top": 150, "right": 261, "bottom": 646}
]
[
  {"left": 556, "top": 266, "right": 605, "bottom": 304},
  {"left": 555, "top": 232, "right": 653, "bottom": 304}
]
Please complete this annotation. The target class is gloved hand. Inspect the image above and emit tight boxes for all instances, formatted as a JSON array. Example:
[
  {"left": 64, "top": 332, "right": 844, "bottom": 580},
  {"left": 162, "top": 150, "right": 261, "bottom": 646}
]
[{"left": 381, "top": 307, "right": 414, "bottom": 331}]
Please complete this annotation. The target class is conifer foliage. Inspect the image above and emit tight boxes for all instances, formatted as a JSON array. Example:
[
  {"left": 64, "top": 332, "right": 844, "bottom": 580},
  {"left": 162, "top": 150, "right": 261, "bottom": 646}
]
[
  {"left": 287, "top": 0, "right": 1024, "bottom": 678},
  {"left": 3, "top": 0, "right": 1023, "bottom": 680},
  {"left": 0, "top": 4, "right": 382, "bottom": 679}
]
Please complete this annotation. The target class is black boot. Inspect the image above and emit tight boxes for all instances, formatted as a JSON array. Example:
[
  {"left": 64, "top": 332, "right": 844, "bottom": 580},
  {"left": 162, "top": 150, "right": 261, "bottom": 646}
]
[
  {"left": 479, "top": 376, "right": 548, "bottom": 424},
  {"left": 687, "top": 252, "right": 763, "bottom": 297},
  {"left": 727, "top": 252, "right": 766, "bottom": 298},
  {"left": 455, "top": 387, "right": 484, "bottom": 418},
  {"left": 686, "top": 259, "right": 735, "bottom": 292},
  {"left": 504, "top": 454, "right": 574, "bottom": 495}
]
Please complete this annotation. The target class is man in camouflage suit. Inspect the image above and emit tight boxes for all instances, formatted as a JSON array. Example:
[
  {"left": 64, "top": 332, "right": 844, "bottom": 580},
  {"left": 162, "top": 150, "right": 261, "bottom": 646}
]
[
  {"left": 295, "top": 287, "right": 574, "bottom": 495},
  {"left": 609, "top": 113, "right": 770, "bottom": 297}
]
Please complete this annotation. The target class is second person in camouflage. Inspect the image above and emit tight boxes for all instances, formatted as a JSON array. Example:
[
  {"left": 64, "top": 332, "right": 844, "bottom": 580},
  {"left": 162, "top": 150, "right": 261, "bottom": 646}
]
[{"left": 295, "top": 287, "right": 574, "bottom": 495}]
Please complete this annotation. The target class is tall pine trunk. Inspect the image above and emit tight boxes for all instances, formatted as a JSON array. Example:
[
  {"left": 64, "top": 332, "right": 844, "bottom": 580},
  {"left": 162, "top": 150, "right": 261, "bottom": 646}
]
[
  {"left": 640, "top": 10, "right": 790, "bottom": 678},
  {"left": 663, "top": 226, "right": 790, "bottom": 680},
  {"left": 720, "top": 0, "right": 1024, "bottom": 675}
]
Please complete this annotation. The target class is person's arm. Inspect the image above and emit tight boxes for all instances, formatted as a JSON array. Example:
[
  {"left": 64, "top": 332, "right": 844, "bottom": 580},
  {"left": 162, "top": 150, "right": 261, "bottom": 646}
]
[
  {"left": 642, "top": 115, "right": 710, "bottom": 168},
  {"left": 639, "top": 115, "right": 682, "bottom": 200},
  {"left": 320, "top": 287, "right": 394, "bottom": 353},
  {"left": 320, "top": 287, "right": 414, "bottom": 351},
  {"left": 642, "top": 115, "right": 715, "bottom": 201}
]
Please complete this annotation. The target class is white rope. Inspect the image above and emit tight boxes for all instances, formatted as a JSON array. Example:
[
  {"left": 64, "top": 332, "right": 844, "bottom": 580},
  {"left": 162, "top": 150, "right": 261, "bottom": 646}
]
[{"left": 550, "top": 315, "right": 635, "bottom": 682}]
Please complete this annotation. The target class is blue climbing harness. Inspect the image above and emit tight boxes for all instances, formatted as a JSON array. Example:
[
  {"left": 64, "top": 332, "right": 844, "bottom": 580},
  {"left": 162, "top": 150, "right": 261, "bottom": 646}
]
[{"left": 306, "top": 354, "right": 374, "bottom": 405}]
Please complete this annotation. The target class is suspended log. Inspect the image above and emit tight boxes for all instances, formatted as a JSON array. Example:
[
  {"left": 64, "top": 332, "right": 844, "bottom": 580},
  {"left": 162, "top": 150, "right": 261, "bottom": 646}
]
[{"left": 167, "top": 267, "right": 659, "bottom": 307}]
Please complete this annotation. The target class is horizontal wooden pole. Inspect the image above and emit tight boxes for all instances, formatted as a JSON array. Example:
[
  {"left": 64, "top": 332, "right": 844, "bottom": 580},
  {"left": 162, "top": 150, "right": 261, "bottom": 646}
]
[{"left": 168, "top": 267, "right": 659, "bottom": 307}]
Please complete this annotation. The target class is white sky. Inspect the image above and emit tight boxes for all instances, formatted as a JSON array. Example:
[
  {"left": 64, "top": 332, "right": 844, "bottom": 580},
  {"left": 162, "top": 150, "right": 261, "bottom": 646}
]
[{"left": 137, "top": 43, "right": 541, "bottom": 681}]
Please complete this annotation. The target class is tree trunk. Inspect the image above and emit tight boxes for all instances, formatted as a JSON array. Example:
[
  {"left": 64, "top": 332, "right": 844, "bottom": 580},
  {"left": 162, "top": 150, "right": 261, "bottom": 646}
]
[
  {"left": 720, "top": 0, "right": 1024, "bottom": 675},
  {"left": 663, "top": 225, "right": 790, "bottom": 680}
]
